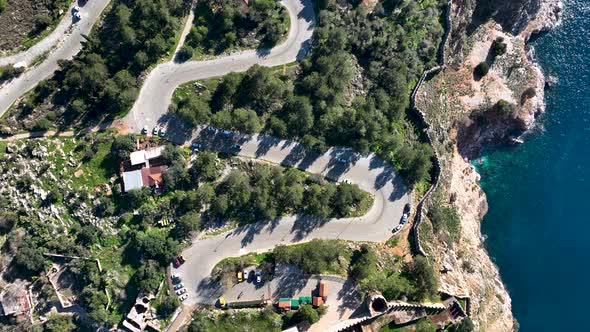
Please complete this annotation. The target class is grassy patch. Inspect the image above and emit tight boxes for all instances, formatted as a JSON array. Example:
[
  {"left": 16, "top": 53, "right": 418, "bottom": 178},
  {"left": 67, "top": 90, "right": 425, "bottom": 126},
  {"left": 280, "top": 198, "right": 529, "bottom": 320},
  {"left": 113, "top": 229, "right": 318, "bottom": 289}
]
[{"left": 191, "top": 310, "right": 282, "bottom": 332}]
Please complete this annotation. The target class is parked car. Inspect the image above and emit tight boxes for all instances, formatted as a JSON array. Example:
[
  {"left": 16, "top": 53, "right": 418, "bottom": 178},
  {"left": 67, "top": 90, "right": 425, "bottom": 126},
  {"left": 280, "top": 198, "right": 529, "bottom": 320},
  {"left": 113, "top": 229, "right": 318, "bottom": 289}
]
[
  {"left": 176, "top": 288, "right": 187, "bottom": 295},
  {"left": 173, "top": 259, "right": 181, "bottom": 268},
  {"left": 403, "top": 203, "right": 411, "bottom": 214},
  {"left": 171, "top": 275, "right": 181, "bottom": 283},
  {"left": 191, "top": 142, "right": 202, "bottom": 151},
  {"left": 153, "top": 126, "right": 160, "bottom": 135},
  {"left": 141, "top": 126, "right": 148, "bottom": 134},
  {"left": 159, "top": 127, "right": 167, "bottom": 137},
  {"left": 243, "top": 269, "right": 249, "bottom": 281},
  {"left": 237, "top": 271, "right": 243, "bottom": 283},
  {"left": 255, "top": 271, "right": 262, "bottom": 283},
  {"left": 392, "top": 224, "right": 402, "bottom": 234},
  {"left": 180, "top": 294, "right": 189, "bottom": 301},
  {"left": 335, "top": 157, "right": 348, "bottom": 164},
  {"left": 174, "top": 283, "right": 185, "bottom": 290},
  {"left": 178, "top": 255, "right": 186, "bottom": 263},
  {"left": 400, "top": 213, "right": 408, "bottom": 224},
  {"left": 230, "top": 143, "right": 241, "bottom": 150}
]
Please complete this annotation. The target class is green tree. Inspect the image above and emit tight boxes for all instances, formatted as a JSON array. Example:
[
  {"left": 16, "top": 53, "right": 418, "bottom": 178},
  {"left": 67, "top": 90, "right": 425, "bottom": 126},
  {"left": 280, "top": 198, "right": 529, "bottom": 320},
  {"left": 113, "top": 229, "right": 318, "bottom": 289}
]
[
  {"left": 294, "top": 304, "right": 320, "bottom": 324},
  {"left": 174, "top": 211, "right": 201, "bottom": 239},
  {"left": 190, "top": 152, "right": 221, "bottom": 182},
  {"left": 176, "top": 45, "right": 194, "bottom": 62},
  {"left": 135, "top": 260, "right": 162, "bottom": 293},
  {"left": 111, "top": 134, "right": 136, "bottom": 162},
  {"left": 349, "top": 244, "right": 377, "bottom": 281},
  {"left": 410, "top": 256, "right": 438, "bottom": 300},
  {"left": 15, "top": 241, "right": 46, "bottom": 276},
  {"left": 474, "top": 62, "right": 490, "bottom": 77},
  {"left": 157, "top": 295, "right": 180, "bottom": 317},
  {"left": 44, "top": 313, "right": 76, "bottom": 332}
]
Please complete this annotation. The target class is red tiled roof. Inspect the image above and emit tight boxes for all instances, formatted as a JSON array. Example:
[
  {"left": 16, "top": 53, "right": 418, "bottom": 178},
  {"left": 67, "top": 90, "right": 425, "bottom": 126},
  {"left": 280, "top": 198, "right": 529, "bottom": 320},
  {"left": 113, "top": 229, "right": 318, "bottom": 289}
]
[{"left": 141, "top": 165, "right": 168, "bottom": 187}]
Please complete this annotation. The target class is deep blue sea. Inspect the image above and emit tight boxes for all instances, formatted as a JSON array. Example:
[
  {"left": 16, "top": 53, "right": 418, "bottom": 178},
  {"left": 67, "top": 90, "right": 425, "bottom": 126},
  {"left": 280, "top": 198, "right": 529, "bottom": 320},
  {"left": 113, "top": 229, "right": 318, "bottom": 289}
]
[{"left": 476, "top": 1, "right": 590, "bottom": 331}]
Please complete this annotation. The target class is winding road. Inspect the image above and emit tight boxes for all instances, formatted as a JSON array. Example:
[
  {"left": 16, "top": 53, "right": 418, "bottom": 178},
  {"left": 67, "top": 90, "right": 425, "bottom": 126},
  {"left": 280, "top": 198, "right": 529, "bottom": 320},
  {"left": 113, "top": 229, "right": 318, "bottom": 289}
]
[
  {"left": 124, "top": 0, "right": 315, "bottom": 132},
  {"left": 1, "top": 0, "right": 413, "bottom": 330},
  {"left": 0, "top": 0, "right": 111, "bottom": 115}
]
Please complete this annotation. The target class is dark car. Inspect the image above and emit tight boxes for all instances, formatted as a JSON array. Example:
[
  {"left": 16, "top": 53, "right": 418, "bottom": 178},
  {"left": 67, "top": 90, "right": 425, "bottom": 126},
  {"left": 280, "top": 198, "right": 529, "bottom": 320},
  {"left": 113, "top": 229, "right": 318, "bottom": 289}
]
[{"left": 403, "top": 203, "right": 411, "bottom": 214}]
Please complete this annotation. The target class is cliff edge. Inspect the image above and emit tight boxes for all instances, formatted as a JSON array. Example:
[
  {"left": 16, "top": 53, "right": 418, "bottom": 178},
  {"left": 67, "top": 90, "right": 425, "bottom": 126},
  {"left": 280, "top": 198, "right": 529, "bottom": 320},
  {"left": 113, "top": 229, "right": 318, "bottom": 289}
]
[{"left": 414, "top": 0, "right": 562, "bottom": 331}]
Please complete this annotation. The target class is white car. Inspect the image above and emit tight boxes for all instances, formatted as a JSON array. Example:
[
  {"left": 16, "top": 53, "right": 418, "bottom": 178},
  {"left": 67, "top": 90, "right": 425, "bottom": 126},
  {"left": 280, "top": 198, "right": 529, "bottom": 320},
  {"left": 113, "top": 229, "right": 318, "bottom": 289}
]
[
  {"left": 159, "top": 128, "right": 166, "bottom": 137},
  {"left": 180, "top": 293, "right": 189, "bottom": 301},
  {"left": 153, "top": 126, "right": 160, "bottom": 135},
  {"left": 173, "top": 283, "right": 185, "bottom": 290},
  {"left": 176, "top": 288, "right": 187, "bottom": 295},
  {"left": 392, "top": 224, "right": 403, "bottom": 234},
  {"left": 191, "top": 143, "right": 202, "bottom": 151},
  {"left": 255, "top": 271, "right": 262, "bottom": 283}
]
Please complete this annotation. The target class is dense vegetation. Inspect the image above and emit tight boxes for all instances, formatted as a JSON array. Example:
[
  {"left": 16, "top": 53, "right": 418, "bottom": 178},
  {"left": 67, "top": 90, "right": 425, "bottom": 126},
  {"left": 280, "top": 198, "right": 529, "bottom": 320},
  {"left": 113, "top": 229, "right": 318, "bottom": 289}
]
[
  {"left": 1, "top": 0, "right": 191, "bottom": 133},
  {"left": 174, "top": 0, "right": 445, "bottom": 186},
  {"left": 184, "top": 0, "right": 288, "bottom": 58},
  {"left": 272, "top": 240, "right": 438, "bottom": 301},
  {"left": 189, "top": 309, "right": 283, "bottom": 332},
  {"left": 428, "top": 192, "right": 461, "bottom": 245},
  {"left": 0, "top": 65, "right": 25, "bottom": 84},
  {"left": 0, "top": 134, "right": 370, "bottom": 328}
]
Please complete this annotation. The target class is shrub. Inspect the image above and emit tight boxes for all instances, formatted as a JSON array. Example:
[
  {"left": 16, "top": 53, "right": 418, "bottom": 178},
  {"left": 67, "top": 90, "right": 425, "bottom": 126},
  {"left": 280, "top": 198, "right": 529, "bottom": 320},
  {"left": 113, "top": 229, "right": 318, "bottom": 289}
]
[
  {"left": 495, "top": 99, "right": 514, "bottom": 114},
  {"left": 176, "top": 45, "right": 194, "bottom": 62},
  {"left": 474, "top": 62, "right": 490, "bottom": 77},
  {"left": 491, "top": 37, "right": 507, "bottom": 57}
]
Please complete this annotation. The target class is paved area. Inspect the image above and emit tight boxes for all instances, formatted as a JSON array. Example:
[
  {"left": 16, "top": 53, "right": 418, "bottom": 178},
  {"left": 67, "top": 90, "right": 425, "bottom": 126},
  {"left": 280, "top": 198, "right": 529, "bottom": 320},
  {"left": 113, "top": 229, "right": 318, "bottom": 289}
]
[
  {"left": 0, "top": 0, "right": 111, "bottom": 115},
  {"left": 220, "top": 265, "right": 364, "bottom": 332},
  {"left": 123, "top": 0, "right": 316, "bottom": 133},
  {"left": 170, "top": 127, "right": 410, "bottom": 305}
]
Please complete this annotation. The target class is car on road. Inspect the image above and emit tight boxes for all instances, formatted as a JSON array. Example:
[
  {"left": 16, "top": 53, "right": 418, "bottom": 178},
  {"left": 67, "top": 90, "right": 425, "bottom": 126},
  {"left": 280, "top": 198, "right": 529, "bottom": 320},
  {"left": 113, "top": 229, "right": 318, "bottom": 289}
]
[
  {"left": 176, "top": 288, "right": 187, "bottom": 295},
  {"left": 255, "top": 271, "right": 262, "bottom": 283},
  {"left": 153, "top": 126, "right": 160, "bottom": 135},
  {"left": 173, "top": 283, "right": 185, "bottom": 290},
  {"left": 141, "top": 126, "right": 148, "bottom": 134},
  {"left": 180, "top": 294, "right": 188, "bottom": 301}
]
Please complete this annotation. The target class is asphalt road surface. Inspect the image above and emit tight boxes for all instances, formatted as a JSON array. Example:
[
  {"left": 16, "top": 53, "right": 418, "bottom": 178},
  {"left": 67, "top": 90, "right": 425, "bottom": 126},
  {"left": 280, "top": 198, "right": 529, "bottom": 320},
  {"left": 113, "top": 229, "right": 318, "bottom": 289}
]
[
  {"left": 0, "top": 0, "right": 111, "bottom": 115},
  {"left": 124, "top": 0, "right": 316, "bottom": 133}
]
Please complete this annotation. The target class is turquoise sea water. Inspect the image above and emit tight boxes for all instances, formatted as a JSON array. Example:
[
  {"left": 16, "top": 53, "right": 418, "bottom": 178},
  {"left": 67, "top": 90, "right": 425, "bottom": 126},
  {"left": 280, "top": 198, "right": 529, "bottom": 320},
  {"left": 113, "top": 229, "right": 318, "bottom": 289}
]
[{"left": 476, "top": 1, "right": 590, "bottom": 331}]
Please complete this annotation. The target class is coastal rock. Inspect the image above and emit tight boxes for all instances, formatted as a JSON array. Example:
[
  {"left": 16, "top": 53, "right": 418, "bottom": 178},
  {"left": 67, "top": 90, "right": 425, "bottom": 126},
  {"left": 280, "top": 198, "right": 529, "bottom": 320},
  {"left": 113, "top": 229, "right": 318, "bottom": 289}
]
[{"left": 414, "top": 0, "right": 563, "bottom": 330}]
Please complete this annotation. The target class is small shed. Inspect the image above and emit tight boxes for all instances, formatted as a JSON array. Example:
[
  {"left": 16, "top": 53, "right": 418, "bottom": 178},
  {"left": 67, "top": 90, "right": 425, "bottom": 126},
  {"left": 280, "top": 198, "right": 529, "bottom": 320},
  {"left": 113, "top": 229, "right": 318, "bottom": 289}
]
[
  {"left": 312, "top": 297, "right": 324, "bottom": 307},
  {"left": 278, "top": 298, "right": 291, "bottom": 311},
  {"left": 299, "top": 296, "right": 312, "bottom": 304},
  {"left": 319, "top": 282, "right": 327, "bottom": 299}
]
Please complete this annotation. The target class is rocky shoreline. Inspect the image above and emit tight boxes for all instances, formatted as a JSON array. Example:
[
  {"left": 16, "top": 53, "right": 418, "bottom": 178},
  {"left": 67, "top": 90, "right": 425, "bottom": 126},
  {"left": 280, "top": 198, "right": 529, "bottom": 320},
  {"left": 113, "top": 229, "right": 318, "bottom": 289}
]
[{"left": 414, "top": 0, "right": 563, "bottom": 331}]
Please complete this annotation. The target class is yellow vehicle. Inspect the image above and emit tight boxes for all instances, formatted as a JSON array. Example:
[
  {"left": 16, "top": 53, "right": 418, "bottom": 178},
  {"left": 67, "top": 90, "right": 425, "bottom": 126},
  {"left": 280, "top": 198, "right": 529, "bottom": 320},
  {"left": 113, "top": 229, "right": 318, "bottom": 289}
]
[
  {"left": 237, "top": 271, "right": 243, "bottom": 283},
  {"left": 218, "top": 297, "right": 227, "bottom": 308}
]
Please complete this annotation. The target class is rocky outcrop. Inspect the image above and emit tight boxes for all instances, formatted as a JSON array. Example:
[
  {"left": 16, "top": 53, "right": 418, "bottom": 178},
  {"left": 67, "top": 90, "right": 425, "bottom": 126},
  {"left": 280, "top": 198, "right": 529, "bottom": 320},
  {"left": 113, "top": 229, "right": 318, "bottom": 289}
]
[{"left": 414, "top": 0, "right": 563, "bottom": 331}]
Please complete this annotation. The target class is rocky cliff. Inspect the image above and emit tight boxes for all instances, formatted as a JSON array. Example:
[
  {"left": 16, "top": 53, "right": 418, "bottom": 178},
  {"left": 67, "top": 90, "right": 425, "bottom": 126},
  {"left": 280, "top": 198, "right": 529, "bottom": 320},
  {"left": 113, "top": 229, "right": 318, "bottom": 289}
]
[{"left": 415, "top": 0, "right": 562, "bottom": 331}]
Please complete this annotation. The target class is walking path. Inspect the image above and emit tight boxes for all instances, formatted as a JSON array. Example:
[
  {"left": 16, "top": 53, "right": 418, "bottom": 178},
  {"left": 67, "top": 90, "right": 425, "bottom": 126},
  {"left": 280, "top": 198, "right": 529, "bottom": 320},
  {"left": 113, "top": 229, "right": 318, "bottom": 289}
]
[{"left": 0, "top": 0, "right": 111, "bottom": 116}]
